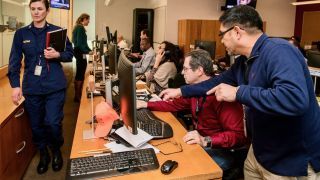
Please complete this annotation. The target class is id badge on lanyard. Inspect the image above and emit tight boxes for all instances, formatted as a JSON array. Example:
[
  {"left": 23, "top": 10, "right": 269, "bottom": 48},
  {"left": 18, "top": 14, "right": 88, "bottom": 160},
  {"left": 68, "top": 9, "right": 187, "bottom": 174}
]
[{"left": 34, "top": 57, "right": 42, "bottom": 76}]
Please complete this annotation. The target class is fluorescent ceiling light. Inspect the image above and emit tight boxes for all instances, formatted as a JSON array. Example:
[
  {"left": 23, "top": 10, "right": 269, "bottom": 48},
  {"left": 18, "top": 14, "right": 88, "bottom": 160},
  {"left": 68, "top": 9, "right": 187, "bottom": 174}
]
[{"left": 291, "top": 0, "right": 320, "bottom": 5}]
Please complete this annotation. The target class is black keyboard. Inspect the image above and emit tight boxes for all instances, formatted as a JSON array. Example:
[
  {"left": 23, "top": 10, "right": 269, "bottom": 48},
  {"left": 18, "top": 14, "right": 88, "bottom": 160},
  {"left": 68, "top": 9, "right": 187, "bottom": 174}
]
[
  {"left": 137, "top": 108, "right": 173, "bottom": 139},
  {"left": 66, "top": 148, "right": 159, "bottom": 180}
]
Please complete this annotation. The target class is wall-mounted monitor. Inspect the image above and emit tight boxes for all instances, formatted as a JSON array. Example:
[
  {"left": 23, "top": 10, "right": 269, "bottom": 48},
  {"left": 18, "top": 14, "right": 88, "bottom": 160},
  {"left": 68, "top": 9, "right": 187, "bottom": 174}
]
[
  {"left": 50, "top": 0, "right": 70, "bottom": 10},
  {"left": 223, "top": 0, "right": 257, "bottom": 10}
]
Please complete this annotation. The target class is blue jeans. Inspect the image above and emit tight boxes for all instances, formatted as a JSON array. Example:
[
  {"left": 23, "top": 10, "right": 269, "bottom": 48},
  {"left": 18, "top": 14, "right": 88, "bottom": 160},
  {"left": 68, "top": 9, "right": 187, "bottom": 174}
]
[{"left": 204, "top": 147, "right": 236, "bottom": 171}]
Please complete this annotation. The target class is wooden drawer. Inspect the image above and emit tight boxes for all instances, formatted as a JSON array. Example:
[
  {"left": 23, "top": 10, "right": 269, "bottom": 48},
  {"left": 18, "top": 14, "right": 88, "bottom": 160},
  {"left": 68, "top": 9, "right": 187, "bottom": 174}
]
[{"left": 0, "top": 103, "right": 36, "bottom": 180}]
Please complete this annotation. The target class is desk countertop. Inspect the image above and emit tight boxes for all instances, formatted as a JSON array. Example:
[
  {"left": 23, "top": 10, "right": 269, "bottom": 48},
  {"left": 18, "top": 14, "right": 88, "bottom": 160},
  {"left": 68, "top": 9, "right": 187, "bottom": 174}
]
[
  {"left": 69, "top": 69, "right": 222, "bottom": 179},
  {"left": 0, "top": 74, "right": 24, "bottom": 126}
]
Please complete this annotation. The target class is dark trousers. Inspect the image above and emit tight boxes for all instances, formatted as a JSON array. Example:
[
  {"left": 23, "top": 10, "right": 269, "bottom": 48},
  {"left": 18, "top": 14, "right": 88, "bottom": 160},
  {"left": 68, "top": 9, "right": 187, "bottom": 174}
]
[
  {"left": 24, "top": 89, "right": 66, "bottom": 151},
  {"left": 205, "top": 147, "right": 248, "bottom": 180},
  {"left": 74, "top": 48, "right": 87, "bottom": 81}
]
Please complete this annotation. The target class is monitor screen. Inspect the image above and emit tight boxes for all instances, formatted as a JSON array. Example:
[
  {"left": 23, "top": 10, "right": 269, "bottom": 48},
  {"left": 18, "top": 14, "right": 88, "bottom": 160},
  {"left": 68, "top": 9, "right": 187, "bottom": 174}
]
[
  {"left": 195, "top": 40, "right": 216, "bottom": 58},
  {"left": 106, "top": 26, "right": 111, "bottom": 44},
  {"left": 118, "top": 51, "right": 138, "bottom": 134},
  {"left": 225, "top": 0, "right": 257, "bottom": 9},
  {"left": 50, "top": 0, "right": 70, "bottom": 10},
  {"left": 108, "top": 43, "right": 118, "bottom": 75},
  {"left": 113, "top": 30, "right": 118, "bottom": 44},
  {"left": 98, "top": 39, "right": 105, "bottom": 56}
]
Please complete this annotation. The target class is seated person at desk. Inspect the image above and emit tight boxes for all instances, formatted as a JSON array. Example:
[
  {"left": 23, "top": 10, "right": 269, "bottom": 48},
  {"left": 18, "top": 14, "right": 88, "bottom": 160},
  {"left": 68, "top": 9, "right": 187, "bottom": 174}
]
[
  {"left": 146, "top": 41, "right": 182, "bottom": 94},
  {"left": 133, "top": 38, "right": 155, "bottom": 76},
  {"left": 117, "top": 35, "right": 128, "bottom": 50},
  {"left": 130, "top": 29, "right": 151, "bottom": 59},
  {"left": 137, "top": 49, "right": 247, "bottom": 178}
]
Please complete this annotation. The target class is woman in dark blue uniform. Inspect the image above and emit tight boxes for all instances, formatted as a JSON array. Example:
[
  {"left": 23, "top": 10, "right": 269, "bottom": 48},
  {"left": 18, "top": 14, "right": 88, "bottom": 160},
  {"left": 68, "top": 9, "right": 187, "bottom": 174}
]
[{"left": 8, "top": 0, "right": 73, "bottom": 174}]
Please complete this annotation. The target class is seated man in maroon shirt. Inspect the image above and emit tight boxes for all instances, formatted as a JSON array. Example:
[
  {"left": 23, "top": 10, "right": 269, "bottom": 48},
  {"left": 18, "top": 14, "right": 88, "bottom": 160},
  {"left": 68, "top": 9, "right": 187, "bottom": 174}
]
[{"left": 137, "top": 49, "right": 248, "bottom": 178}]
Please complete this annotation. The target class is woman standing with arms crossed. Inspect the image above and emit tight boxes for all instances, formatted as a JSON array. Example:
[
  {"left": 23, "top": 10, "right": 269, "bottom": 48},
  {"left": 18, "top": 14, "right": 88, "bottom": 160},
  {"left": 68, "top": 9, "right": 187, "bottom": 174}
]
[
  {"left": 8, "top": 0, "right": 73, "bottom": 174},
  {"left": 72, "top": 13, "right": 91, "bottom": 102}
]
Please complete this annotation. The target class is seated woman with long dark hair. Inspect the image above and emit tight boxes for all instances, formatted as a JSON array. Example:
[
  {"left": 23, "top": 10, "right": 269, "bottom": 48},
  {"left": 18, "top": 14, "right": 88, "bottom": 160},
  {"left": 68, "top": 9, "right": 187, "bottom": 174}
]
[{"left": 146, "top": 41, "right": 182, "bottom": 94}]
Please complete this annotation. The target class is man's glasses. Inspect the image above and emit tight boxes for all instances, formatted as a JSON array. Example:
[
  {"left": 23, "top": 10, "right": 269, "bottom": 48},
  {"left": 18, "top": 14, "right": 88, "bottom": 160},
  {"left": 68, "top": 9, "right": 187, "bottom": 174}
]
[
  {"left": 153, "top": 139, "right": 183, "bottom": 155},
  {"left": 182, "top": 67, "right": 192, "bottom": 72},
  {"left": 218, "top": 26, "right": 235, "bottom": 38}
]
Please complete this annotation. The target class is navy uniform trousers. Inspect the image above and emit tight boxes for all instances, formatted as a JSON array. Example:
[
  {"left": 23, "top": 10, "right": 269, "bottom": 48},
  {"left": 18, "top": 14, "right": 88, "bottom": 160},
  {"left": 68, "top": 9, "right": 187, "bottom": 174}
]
[{"left": 24, "top": 89, "right": 65, "bottom": 151}]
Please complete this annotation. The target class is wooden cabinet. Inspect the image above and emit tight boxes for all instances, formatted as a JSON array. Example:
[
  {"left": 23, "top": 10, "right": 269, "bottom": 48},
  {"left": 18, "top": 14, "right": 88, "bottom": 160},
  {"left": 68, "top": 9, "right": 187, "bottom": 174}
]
[
  {"left": 0, "top": 103, "right": 36, "bottom": 180},
  {"left": 178, "top": 19, "right": 225, "bottom": 59}
]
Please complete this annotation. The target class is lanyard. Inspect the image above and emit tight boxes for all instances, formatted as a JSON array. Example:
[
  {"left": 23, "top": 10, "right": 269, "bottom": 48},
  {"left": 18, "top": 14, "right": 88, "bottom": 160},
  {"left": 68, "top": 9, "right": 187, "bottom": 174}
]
[
  {"left": 38, "top": 56, "right": 41, "bottom": 66},
  {"left": 194, "top": 96, "right": 206, "bottom": 129}
]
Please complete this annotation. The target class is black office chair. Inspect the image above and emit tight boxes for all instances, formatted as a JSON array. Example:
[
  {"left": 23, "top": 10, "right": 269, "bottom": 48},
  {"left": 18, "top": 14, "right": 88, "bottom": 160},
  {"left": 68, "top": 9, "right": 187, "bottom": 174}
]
[
  {"left": 168, "top": 74, "right": 194, "bottom": 130},
  {"left": 307, "top": 50, "right": 320, "bottom": 68}
]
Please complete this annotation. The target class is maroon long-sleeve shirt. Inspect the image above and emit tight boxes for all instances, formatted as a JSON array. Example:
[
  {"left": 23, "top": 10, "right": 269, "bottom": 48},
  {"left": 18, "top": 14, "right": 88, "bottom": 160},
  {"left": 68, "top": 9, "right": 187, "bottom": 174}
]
[{"left": 147, "top": 95, "right": 247, "bottom": 148}]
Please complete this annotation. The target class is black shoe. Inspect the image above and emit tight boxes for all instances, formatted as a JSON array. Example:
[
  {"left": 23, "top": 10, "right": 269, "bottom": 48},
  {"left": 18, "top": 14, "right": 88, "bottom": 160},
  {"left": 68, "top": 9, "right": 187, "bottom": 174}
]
[
  {"left": 37, "top": 148, "right": 51, "bottom": 174},
  {"left": 52, "top": 149, "right": 63, "bottom": 171}
]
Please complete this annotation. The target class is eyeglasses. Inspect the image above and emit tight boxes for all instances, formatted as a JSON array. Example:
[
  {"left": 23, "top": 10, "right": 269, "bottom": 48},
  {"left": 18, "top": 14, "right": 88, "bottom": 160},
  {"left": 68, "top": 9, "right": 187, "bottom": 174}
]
[
  {"left": 218, "top": 26, "right": 235, "bottom": 38},
  {"left": 153, "top": 139, "right": 183, "bottom": 155},
  {"left": 182, "top": 67, "right": 192, "bottom": 72}
]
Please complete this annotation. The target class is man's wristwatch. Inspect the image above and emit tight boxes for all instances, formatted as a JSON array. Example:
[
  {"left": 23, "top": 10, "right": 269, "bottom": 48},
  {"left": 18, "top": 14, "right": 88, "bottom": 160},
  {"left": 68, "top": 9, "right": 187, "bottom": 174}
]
[{"left": 204, "top": 136, "right": 212, "bottom": 148}]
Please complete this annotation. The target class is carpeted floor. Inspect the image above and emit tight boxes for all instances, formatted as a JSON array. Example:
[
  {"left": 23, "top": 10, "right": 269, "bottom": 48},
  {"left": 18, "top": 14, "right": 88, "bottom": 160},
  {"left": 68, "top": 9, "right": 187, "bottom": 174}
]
[{"left": 23, "top": 62, "right": 79, "bottom": 180}]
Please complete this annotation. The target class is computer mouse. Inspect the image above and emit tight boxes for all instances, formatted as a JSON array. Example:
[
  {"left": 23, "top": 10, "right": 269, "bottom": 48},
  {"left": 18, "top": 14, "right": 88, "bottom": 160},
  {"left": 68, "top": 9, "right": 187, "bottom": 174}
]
[{"left": 161, "top": 160, "right": 178, "bottom": 174}]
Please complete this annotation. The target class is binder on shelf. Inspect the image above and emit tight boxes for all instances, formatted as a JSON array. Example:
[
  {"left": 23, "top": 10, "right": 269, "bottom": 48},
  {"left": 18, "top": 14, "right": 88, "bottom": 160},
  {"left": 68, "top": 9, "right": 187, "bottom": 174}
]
[{"left": 46, "top": 28, "right": 67, "bottom": 52}]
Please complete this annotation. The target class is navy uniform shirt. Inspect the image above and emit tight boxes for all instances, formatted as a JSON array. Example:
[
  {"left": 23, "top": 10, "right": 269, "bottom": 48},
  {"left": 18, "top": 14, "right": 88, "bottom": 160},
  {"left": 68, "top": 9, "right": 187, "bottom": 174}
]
[{"left": 8, "top": 22, "right": 73, "bottom": 95}]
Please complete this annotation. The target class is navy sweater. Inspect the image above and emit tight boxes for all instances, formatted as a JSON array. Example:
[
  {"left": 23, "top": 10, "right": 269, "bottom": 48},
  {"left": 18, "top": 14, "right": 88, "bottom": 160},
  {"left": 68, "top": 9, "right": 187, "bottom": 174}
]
[{"left": 181, "top": 34, "right": 320, "bottom": 176}]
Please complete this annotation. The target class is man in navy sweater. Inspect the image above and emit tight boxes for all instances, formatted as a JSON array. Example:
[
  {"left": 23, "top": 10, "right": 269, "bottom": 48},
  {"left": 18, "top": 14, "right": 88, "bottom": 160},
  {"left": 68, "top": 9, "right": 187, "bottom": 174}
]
[{"left": 160, "top": 5, "right": 320, "bottom": 179}]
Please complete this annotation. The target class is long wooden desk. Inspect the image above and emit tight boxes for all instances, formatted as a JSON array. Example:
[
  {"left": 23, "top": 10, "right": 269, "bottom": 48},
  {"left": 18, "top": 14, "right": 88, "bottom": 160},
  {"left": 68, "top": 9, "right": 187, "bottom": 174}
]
[{"left": 70, "top": 73, "right": 222, "bottom": 179}]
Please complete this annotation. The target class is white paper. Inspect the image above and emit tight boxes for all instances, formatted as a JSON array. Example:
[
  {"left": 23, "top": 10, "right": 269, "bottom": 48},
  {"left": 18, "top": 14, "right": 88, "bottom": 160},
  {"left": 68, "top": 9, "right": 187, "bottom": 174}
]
[
  {"left": 136, "top": 88, "right": 150, "bottom": 95},
  {"left": 136, "top": 80, "right": 146, "bottom": 85},
  {"left": 105, "top": 141, "right": 160, "bottom": 154},
  {"left": 114, "top": 126, "right": 153, "bottom": 148},
  {"left": 309, "top": 69, "right": 320, "bottom": 77}
]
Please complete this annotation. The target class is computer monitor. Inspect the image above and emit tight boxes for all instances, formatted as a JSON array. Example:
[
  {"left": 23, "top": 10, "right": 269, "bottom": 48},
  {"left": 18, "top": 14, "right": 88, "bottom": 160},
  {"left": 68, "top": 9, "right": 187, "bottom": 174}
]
[
  {"left": 94, "top": 35, "right": 99, "bottom": 48},
  {"left": 108, "top": 43, "right": 118, "bottom": 75},
  {"left": 195, "top": 40, "right": 216, "bottom": 58},
  {"left": 98, "top": 39, "right": 105, "bottom": 57},
  {"left": 106, "top": 26, "right": 111, "bottom": 44},
  {"left": 49, "top": 0, "right": 70, "bottom": 10},
  {"left": 224, "top": 0, "right": 257, "bottom": 9},
  {"left": 118, "top": 51, "right": 138, "bottom": 134},
  {"left": 113, "top": 30, "right": 118, "bottom": 44}
]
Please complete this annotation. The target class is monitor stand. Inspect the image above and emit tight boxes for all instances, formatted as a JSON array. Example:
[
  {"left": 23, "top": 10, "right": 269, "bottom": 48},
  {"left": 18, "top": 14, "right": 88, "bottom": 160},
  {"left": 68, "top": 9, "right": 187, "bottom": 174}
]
[{"left": 83, "top": 91, "right": 98, "bottom": 140}]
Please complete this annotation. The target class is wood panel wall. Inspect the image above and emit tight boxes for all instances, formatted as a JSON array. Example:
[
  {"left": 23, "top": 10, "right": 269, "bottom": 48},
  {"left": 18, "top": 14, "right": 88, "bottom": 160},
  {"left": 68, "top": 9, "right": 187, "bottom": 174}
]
[
  {"left": 301, "top": 11, "right": 320, "bottom": 47},
  {"left": 178, "top": 19, "right": 225, "bottom": 59}
]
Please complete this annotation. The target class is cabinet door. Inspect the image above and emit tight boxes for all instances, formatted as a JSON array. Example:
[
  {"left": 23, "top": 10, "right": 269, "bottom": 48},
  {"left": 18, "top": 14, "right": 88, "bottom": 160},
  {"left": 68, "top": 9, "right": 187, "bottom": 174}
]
[
  {"left": 178, "top": 20, "right": 202, "bottom": 55},
  {"left": 0, "top": 103, "right": 35, "bottom": 180}
]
